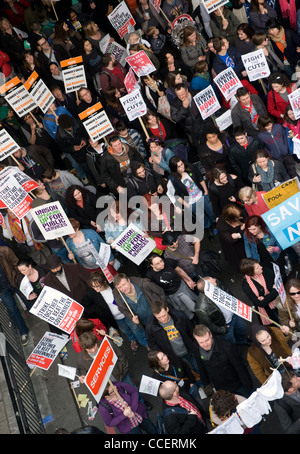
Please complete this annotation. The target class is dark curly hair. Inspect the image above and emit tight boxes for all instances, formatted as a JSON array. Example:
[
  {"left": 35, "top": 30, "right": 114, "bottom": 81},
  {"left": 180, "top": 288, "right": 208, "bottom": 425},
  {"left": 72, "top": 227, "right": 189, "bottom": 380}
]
[{"left": 65, "top": 185, "right": 92, "bottom": 208}]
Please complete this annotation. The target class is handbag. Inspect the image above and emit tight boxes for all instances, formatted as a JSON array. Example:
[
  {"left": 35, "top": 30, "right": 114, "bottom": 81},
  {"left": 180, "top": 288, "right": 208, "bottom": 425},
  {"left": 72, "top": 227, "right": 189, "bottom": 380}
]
[{"left": 157, "top": 94, "right": 172, "bottom": 121}]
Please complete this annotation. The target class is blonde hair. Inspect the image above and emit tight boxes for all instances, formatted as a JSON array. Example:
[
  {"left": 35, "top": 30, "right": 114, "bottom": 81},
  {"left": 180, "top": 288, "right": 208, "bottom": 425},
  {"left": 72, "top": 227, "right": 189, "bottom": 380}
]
[{"left": 238, "top": 186, "right": 257, "bottom": 201}]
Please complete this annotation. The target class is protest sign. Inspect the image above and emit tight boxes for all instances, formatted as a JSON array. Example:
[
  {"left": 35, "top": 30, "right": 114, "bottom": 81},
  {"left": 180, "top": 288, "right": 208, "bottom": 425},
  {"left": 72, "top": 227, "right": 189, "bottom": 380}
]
[
  {"left": 19, "top": 276, "right": 34, "bottom": 299},
  {"left": 58, "top": 364, "right": 77, "bottom": 380},
  {"left": 99, "top": 34, "right": 127, "bottom": 67},
  {"left": 0, "top": 76, "right": 36, "bottom": 117},
  {"left": 30, "top": 286, "right": 84, "bottom": 334},
  {"left": 262, "top": 191, "right": 300, "bottom": 249},
  {"left": 120, "top": 89, "right": 147, "bottom": 121},
  {"left": 30, "top": 201, "right": 75, "bottom": 240},
  {"left": 213, "top": 67, "right": 243, "bottom": 102},
  {"left": 215, "top": 109, "right": 232, "bottom": 131},
  {"left": 85, "top": 239, "right": 114, "bottom": 284},
  {"left": 26, "top": 332, "right": 69, "bottom": 370},
  {"left": 194, "top": 85, "right": 221, "bottom": 120},
  {"left": 60, "top": 56, "right": 87, "bottom": 94},
  {"left": 241, "top": 49, "right": 270, "bottom": 82},
  {"left": 108, "top": 1, "right": 135, "bottom": 39},
  {"left": 201, "top": 0, "right": 229, "bottom": 15},
  {"left": 111, "top": 223, "right": 156, "bottom": 265},
  {"left": 24, "top": 71, "right": 55, "bottom": 114},
  {"left": 149, "top": 0, "right": 161, "bottom": 12},
  {"left": 288, "top": 88, "right": 300, "bottom": 120},
  {"left": 78, "top": 102, "right": 114, "bottom": 142},
  {"left": 171, "top": 14, "right": 194, "bottom": 28},
  {"left": 139, "top": 375, "right": 162, "bottom": 396},
  {"left": 273, "top": 262, "right": 286, "bottom": 306},
  {"left": 0, "top": 166, "right": 39, "bottom": 193},
  {"left": 0, "top": 124, "right": 20, "bottom": 161},
  {"left": 262, "top": 178, "right": 300, "bottom": 210},
  {"left": 204, "top": 280, "right": 252, "bottom": 322},
  {"left": 84, "top": 338, "right": 118, "bottom": 402},
  {"left": 124, "top": 68, "right": 140, "bottom": 93},
  {"left": 126, "top": 50, "right": 156, "bottom": 77},
  {"left": 0, "top": 173, "right": 32, "bottom": 218}
]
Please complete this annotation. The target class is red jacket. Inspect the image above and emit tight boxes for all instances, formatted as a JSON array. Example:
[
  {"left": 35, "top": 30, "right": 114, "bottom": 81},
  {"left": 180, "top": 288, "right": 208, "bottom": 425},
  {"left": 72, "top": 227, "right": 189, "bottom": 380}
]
[
  {"left": 2, "top": 0, "right": 30, "bottom": 27},
  {"left": 70, "top": 318, "right": 107, "bottom": 353},
  {"left": 267, "top": 85, "right": 295, "bottom": 124},
  {"left": 0, "top": 50, "right": 12, "bottom": 77}
]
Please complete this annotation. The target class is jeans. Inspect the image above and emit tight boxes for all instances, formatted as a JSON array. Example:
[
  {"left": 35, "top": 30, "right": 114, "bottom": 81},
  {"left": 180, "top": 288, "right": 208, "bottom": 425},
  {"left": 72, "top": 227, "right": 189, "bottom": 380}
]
[
  {"left": 64, "top": 153, "right": 86, "bottom": 179},
  {"left": 117, "top": 317, "right": 148, "bottom": 347},
  {"left": 0, "top": 286, "right": 28, "bottom": 336},
  {"left": 191, "top": 195, "right": 216, "bottom": 229},
  {"left": 129, "top": 417, "right": 157, "bottom": 434},
  {"left": 221, "top": 314, "right": 248, "bottom": 345},
  {"left": 51, "top": 246, "right": 72, "bottom": 264}
]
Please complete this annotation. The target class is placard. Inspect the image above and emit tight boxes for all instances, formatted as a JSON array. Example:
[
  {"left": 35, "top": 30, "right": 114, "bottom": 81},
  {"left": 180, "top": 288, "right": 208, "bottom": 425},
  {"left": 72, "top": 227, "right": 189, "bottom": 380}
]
[
  {"left": 30, "top": 201, "right": 75, "bottom": 240},
  {"left": 85, "top": 239, "right": 114, "bottom": 284},
  {"left": 0, "top": 124, "right": 20, "bottom": 161},
  {"left": 126, "top": 50, "right": 156, "bottom": 77},
  {"left": 60, "top": 56, "right": 87, "bottom": 94},
  {"left": 78, "top": 102, "right": 114, "bottom": 142},
  {"left": 149, "top": 0, "right": 161, "bottom": 13},
  {"left": 139, "top": 375, "right": 162, "bottom": 396},
  {"left": 84, "top": 338, "right": 118, "bottom": 402},
  {"left": 26, "top": 332, "right": 69, "bottom": 370},
  {"left": 107, "top": 1, "right": 135, "bottom": 39},
  {"left": 204, "top": 280, "right": 252, "bottom": 322},
  {"left": 24, "top": 71, "right": 55, "bottom": 114},
  {"left": 201, "top": 0, "right": 229, "bottom": 15},
  {"left": 124, "top": 68, "right": 140, "bottom": 94},
  {"left": 288, "top": 88, "right": 300, "bottom": 120},
  {"left": 262, "top": 191, "right": 300, "bottom": 249},
  {"left": 19, "top": 276, "right": 34, "bottom": 299},
  {"left": 0, "top": 173, "right": 32, "bottom": 219},
  {"left": 193, "top": 85, "right": 221, "bottom": 120},
  {"left": 0, "top": 166, "right": 39, "bottom": 193},
  {"left": 241, "top": 49, "right": 270, "bottom": 82},
  {"left": 99, "top": 34, "right": 127, "bottom": 67},
  {"left": 262, "top": 177, "right": 300, "bottom": 209},
  {"left": 215, "top": 109, "right": 233, "bottom": 131},
  {"left": 213, "top": 68, "right": 243, "bottom": 102},
  {"left": 30, "top": 286, "right": 84, "bottom": 334},
  {"left": 171, "top": 14, "right": 194, "bottom": 28},
  {"left": 0, "top": 76, "right": 36, "bottom": 117},
  {"left": 119, "top": 89, "right": 147, "bottom": 121},
  {"left": 111, "top": 223, "right": 156, "bottom": 265},
  {"left": 273, "top": 262, "right": 286, "bottom": 306}
]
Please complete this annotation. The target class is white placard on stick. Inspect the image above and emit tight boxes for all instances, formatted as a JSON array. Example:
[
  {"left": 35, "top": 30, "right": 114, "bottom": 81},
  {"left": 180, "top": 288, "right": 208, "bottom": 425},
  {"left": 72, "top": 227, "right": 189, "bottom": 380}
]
[
  {"left": 111, "top": 223, "right": 156, "bottom": 265},
  {"left": 213, "top": 68, "right": 243, "bottom": 102},
  {"left": 0, "top": 76, "right": 36, "bottom": 117},
  {"left": 0, "top": 124, "right": 20, "bottom": 161},
  {"left": 107, "top": 1, "right": 136, "bottom": 39},
  {"left": 26, "top": 332, "right": 69, "bottom": 370},
  {"left": 241, "top": 49, "right": 270, "bottom": 82},
  {"left": 193, "top": 85, "right": 221, "bottom": 120},
  {"left": 288, "top": 88, "right": 300, "bottom": 120},
  {"left": 24, "top": 71, "right": 55, "bottom": 113},
  {"left": 30, "top": 201, "right": 75, "bottom": 240},
  {"left": 60, "top": 56, "right": 87, "bottom": 94},
  {"left": 120, "top": 89, "right": 147, "bottom": 121},
  {"left": 78, "top": 102, "right": 114, "bottom": 142},
  {"left": 126, "top": 50, "right": 156, "bottom": 77}
]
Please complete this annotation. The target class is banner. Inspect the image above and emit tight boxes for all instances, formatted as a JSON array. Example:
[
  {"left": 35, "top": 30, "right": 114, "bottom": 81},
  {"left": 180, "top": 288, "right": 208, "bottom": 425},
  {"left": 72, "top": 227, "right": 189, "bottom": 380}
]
[
  {"left": 0, "top": 124, "right": 20, "bottom": 161},
  {"left": 213, "top": 68, "right": 243, "bottom": 102},
  {"left": 26, "top": 332, "right": 69, "bottom": 370},
  {"left": 0, "top": 76, "right": 36, "bottom": 117},
  {"left": 273, "top": 262, "right": 286, "bottom": 306},
  {"left": 111, "top": 223, "right": 156, "bottom": 265},
  {"left": 0, "top": 173, "right": 32, "bottom": 219},
  {"left": 204, "top": 281, "right": 252, "bottom": 322},
  {"left": 78, "top": 102, "right": 114, "bottom": 142},
  {"left": 124, "top": 68, "right": 140, "bottom": 94},
  {"left": 126, "top": 50, "right": 156, "bottom": 77},
  {"left": 60, "top": 56, "right": 87, "bottom": 94},
  {"left": 99, "top": 34, "right": 127, "bottom": 67},
  {"left": 119, "top": 89, "right": 147, "bottom": 121},
  {"left": 0, "top": 166, "right": 39, "bottom": 193},
  {"left": 193, "top": 85, "right": 221, "bottom": 120},
  {"left": 262, "top": 191, "right": 300, "bottom": 249},
  {"left": 30, "top": 201, "right": 75, "bottom": 240},
  {"left": 262, "top": 177, "right": 300, "bottom": 210},
  {"left": 288, "top": 88, "right": 300, "bottom": 120},
  {"left": 241, "top": 49, "right": 270, "bottom": 82},
  {"left": 30, "top": 286, "right": 84, "bottom": 334},
  {"left": 107, "top": 1, "right": 135, "bottom": 39},
  {"left": 84, "top": 338, "right": 118, "bottom": 402},
  {"left": 24, "top": 71, "right": 55, "bottom": 114},
  {"left": 201, "top": 0, "right": 229, "bottom": 15}
]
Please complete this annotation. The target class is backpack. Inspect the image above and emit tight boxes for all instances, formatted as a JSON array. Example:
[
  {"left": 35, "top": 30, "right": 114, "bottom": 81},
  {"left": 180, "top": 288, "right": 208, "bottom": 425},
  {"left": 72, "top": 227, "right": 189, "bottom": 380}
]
[
  {"left": 93, "top": 70, "right": 112, "bottom": 95},
  {"left": 164, "top": 138, "right": 190, "bottom": 162},
  {"left": 156, "top": 407, "right": 189, "bottom": 434}
]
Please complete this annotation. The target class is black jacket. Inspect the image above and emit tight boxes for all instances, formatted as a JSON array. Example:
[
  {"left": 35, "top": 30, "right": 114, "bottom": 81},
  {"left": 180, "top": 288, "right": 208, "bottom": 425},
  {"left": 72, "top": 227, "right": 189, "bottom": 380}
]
[
  {"left": 100, "top": 145, "right": 144, "bottom": 194},
  {"left": 229, "top": 136, "right": 260, "bottom": 185},
  {"left": 81, "top": 287, "right": 119, "bottom": 330},
  {"left": 66, "top": 190, "right": 100, "bottom": 228},
  {"left": 195, "top": 293, "right": 228, "bottom": 336},
  {"left": 55, "top": 119, "right": 88, "bottom": 163},
  {"left": 269, "top": 28, "right": 300, "bottom": 67},
  {"left": 274, "top": 394, "right": 300, "bottom": 434}
]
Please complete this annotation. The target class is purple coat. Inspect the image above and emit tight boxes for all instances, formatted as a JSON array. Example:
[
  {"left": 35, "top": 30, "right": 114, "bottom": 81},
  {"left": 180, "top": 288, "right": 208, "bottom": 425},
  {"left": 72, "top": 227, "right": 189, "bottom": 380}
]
[{"left": 98, "top": 382, "right": 147, "bottom": 433}]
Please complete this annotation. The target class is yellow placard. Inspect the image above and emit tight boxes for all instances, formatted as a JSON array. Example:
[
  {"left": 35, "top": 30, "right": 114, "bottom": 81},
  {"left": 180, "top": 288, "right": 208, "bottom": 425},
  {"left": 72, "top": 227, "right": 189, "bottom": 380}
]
[{"left": 262, "top": 178, "right": 300, "bottom": 209}]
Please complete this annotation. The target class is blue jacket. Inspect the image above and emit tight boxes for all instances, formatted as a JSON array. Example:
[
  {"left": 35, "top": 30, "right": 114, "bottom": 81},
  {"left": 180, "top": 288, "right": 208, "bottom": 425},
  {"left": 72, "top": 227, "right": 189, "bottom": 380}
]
[
  {"left": 43, "top": 106, "right": 73, "bottom": 139},
  {"left": 66, "top": 229, "right": 114, "bottom": 267},
  {"left": 213, "top": 45, "right": 245, "bottom": 78},
  {"left": 257, "top": 124, "right": 289, "bottom": 160}
]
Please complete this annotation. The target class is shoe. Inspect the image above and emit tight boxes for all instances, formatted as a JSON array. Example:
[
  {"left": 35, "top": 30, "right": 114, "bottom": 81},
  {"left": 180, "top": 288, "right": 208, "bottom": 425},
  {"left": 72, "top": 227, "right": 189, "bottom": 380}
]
[
  {"left": 21, "top": 334, "right": 29, "bottom": 346},
  {"left": 81, "top": 177, "right": 89, "bottom": 185},
  {"left": 130, "top": 340, "right": 139, "bottom": 352}
]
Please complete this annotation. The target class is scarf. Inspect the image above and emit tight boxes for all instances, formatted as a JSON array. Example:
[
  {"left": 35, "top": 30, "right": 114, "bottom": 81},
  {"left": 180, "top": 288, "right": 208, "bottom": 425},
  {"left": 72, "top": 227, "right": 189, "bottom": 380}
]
[
  {"left": 245, "top": 274, "right": 275, "bottom": 325},
  {"left": 268, "top": 27, "right": 287, "bottom": 48},
  {"left": 8, "top": 216, "right": 41, "bottom": 250},
  {"left": 279, "top": 0, "right": 297, "bottom": 30},
  {"left": 240, "top": 100, "right": 259, "bottom": 127},
  {"left": 256, "top": 160, "right": 275, "bottom": 191}
]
